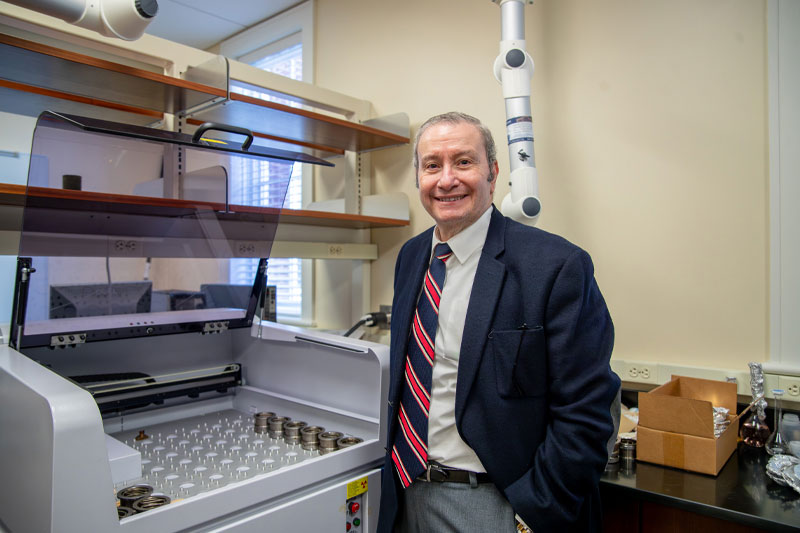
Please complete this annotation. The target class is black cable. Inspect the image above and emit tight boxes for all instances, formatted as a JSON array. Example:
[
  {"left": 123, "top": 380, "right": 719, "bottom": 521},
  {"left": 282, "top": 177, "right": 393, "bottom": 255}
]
[
  {"left": 343, "top": 311, "right": 390, "bottom": 337},
  {"left": 343, "top": 318, "right": 368, "bottom": 337}
]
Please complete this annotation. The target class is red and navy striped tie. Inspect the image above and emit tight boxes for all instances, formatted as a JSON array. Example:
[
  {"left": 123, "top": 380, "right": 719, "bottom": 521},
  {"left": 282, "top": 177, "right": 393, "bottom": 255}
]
[{"left": 392, "top": 242, "right": 453, "bottom": 488}]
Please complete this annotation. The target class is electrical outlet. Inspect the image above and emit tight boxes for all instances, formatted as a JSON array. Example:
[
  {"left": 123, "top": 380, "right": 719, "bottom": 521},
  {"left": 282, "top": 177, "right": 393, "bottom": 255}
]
[
  {"left": 621, "top": 361, "right": 658, "bottom": 384},
  {"left": 779, "top": 376, "right": 800, "bottom": 398},
  {"left": 112, "top": 239, "right": 140, "bottom": 256},
  {"left": 235, "top": 241, "right": 257, "bottom": 257}
]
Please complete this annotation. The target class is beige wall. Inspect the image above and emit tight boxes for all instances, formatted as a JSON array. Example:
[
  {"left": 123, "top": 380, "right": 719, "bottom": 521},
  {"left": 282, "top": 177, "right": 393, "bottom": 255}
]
[
  {"left": 315, "top": 0, "right": 768, "bottom": 369},
  {"left": 0, "top": 1, "right": 769, "bottom": 370}
]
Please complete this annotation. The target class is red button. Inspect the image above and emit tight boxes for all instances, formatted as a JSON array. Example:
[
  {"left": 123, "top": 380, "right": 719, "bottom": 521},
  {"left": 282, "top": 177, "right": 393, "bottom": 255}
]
[
  {"left": 349, "top": 502, "right": 360, "bottom": 514},
  {"left": 346, "top": 522, "right": 351, "bottom": 531}
]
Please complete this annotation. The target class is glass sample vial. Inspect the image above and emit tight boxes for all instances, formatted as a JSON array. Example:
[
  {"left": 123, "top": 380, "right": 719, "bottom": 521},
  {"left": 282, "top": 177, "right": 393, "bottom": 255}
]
[{"left": 766, "top": 389, "right": 789, "bottom": 456}]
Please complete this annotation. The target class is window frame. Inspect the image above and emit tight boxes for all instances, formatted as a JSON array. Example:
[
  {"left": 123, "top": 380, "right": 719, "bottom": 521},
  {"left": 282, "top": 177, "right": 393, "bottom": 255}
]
[
  {"left": 218, "top": 1, "right": 315, "bottom": 326},
  {"left": 769, "top": 0, "right": 800, "bottom": 368},
  {"left": 218, "top": 1, "right": 314, "bottom": 84}
]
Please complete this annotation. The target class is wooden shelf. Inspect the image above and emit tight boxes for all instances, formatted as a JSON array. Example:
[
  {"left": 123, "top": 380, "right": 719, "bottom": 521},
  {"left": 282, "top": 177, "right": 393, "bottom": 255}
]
[
  {"left": 0, "top": 80, "right": 164, "bottom": 127},
  {"left": 272, "top": 208, "right": 408, "bottom": 229},
  {"left": 186, "top": 93, "right": 409, "bottom": 154},
  {"left": 0, "top": 33, "right": 223, "bottom": 119},
  {"left": 0, "top": 184, "right": 409, "bottom": 233},
  {"left": 184, "top": 117, "right": 344, "bottom": 160},
  {"left": 0, "top": 33, "right": 409, "bottom": 156},
  {"left": 0, "top": 33, "right": 410, "bottom": 259},
  {"left": 0, "top": 183, "right": 26, "bottom": 207}
]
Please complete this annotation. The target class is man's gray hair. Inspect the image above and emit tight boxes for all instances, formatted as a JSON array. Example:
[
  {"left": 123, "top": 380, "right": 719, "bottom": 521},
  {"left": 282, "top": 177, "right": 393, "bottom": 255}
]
[{"left": 412, "top": 112, "right": 498, "bottom": 185}]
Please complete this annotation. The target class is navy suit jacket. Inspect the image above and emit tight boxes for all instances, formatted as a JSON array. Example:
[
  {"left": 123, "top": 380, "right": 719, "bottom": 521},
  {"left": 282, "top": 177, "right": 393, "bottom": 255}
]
[{"left": 377, "top": 206, "right": 619, "bottom": 532}]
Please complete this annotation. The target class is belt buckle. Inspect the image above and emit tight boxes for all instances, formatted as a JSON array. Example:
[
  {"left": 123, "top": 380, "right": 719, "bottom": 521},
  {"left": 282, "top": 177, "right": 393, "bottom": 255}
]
[{"left": 425, "top": 462, "right": 448, "bottom": 482}]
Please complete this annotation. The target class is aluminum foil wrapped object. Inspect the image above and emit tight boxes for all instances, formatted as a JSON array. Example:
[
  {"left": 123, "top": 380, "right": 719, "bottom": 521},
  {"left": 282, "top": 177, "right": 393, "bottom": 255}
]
[
  {"left": 766, "top": 454, "right": 800, "bottom": 493},
  {"left": 748, "top": 362, "right": 768, "bottom": 421},
  {"left": 713, "top": 406, "right": 731, "bottom": 438}
]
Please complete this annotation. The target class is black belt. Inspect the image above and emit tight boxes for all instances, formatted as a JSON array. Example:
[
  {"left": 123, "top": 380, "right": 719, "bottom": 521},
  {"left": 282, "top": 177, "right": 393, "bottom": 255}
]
[{"left": 416, "top": 463, "right": 492, "bottom": 484}]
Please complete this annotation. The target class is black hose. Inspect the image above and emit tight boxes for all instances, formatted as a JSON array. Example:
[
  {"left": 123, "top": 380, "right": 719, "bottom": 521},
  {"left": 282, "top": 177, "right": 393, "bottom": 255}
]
[
  {"left": 343, "top": 318, "right": 368, "bottom": 337},
  {"left": 343, "top": 311, "right": 389, "bottom": 337}
]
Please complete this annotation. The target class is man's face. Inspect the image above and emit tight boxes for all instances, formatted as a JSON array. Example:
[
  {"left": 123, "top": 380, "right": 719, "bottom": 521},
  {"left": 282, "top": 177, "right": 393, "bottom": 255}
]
[{"left": 416, "top": 121, "right": 497, "bottom": 241}]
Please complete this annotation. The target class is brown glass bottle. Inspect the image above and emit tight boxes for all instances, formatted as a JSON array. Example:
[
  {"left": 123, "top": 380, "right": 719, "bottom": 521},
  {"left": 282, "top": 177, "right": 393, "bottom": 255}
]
[{"left": 741, "top": 413, "right": 770, "bottom": 447}]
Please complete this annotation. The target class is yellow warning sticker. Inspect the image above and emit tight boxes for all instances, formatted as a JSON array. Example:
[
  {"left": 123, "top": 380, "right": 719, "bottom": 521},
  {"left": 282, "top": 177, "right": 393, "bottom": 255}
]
[
  {"left": 200, "top": 138, "right": 227, "bottom": 145},
  {"left": 347, "top": 476, "right": 368, "bottom": 499}
]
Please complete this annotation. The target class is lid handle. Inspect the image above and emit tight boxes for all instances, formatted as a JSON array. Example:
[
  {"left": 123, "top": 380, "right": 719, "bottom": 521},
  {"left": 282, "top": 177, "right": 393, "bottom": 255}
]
[{"left": 192, "top": 122, "right": 254, "bottom": 150}]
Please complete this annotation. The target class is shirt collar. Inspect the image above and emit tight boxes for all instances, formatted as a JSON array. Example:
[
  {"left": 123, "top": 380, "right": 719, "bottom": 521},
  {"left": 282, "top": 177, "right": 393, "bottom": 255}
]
[{"left": 432, "top": 205, "right": 493, "bottom": 265}]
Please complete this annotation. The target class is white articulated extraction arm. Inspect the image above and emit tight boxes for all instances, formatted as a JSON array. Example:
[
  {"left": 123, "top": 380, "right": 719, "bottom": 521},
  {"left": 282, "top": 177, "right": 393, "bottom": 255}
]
[
  {"left": 493, "top": 0, "right": 541, "bottom": 226},
  {"left": 3, "top": 0, "right": 158, "bottom": 40}
]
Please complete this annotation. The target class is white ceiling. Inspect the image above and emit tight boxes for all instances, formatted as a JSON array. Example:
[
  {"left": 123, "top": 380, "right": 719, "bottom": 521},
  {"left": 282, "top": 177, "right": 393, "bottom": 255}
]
[{"left": 144, "top": 0, "right": 301, "bottom": 50}]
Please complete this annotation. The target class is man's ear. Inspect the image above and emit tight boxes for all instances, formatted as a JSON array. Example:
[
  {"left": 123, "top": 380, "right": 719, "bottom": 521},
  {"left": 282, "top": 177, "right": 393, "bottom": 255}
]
[{"left": 489, "top": 160, "right": 499, "bottom": 182}]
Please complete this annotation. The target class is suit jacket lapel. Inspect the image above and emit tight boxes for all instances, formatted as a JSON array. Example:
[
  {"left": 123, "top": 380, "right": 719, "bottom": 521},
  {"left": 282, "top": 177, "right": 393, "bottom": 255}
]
[
  {"left": 455, "top": 207, "right": 507, "bottom": 424},
  {"left": 390, "top": 231, "right": 433, "bottom": 402}
]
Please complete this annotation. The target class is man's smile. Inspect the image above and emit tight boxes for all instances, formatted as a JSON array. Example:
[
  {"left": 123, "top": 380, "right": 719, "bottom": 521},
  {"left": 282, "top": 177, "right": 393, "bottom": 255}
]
[{"left": 435, "top": 195, "right": 467, "bottom": 203}]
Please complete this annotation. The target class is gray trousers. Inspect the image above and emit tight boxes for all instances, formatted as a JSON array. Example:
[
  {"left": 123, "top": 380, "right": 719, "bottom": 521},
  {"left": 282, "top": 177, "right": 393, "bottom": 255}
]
[{"left": 396, "top": 479, "right": 518, "bottom": 532}]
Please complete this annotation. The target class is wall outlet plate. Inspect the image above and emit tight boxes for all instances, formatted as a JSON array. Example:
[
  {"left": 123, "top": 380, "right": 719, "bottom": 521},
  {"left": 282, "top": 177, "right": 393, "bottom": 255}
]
[
  {"left": 620, "top": 361, "right": 658, "bottom": 384},
  {"left": 779, "top": 376, "right": 800, "bottom": 398}
]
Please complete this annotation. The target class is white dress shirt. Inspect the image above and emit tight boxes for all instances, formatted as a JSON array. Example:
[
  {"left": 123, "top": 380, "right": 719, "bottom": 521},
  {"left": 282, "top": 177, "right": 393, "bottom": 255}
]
[{"left": 427, "top": 205, "right": 493, "bottom": 472}]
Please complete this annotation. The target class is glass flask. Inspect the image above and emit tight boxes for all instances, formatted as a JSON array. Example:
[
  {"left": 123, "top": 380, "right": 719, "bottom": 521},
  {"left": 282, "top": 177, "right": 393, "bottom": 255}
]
[
  {"left": 766, "top": 389, "right": 789, "bottom": 455},
  {"left": 741, "top": 411, "right": 770, "bottom": 448}
]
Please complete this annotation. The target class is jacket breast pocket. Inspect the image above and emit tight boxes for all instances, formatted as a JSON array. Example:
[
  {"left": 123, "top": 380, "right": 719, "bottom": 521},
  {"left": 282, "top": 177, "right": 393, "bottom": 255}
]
[{"left": 491, "top": 326, "right": 547, "bottom": 398}]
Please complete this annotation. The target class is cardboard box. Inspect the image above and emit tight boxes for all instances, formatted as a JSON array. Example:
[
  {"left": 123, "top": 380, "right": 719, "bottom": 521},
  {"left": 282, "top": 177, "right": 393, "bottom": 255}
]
[
  {"left": 619, "top": 405, "right": 638, "bottom": 435},
  {"left": 637, "top": 376, "right": 741, "bottom": 475}
]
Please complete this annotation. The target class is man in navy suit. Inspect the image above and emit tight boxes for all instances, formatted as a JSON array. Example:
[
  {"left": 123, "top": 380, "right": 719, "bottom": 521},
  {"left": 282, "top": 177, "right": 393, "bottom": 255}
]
[{"left": 377, "top": 112, "right": 619, "bottom": 532}]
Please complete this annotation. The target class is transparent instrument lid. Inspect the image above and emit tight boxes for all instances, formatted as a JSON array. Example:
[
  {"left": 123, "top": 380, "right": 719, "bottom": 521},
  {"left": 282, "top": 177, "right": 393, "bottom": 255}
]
[{"left": 12, "top": 111, "right": 331, "bottom": 348}]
